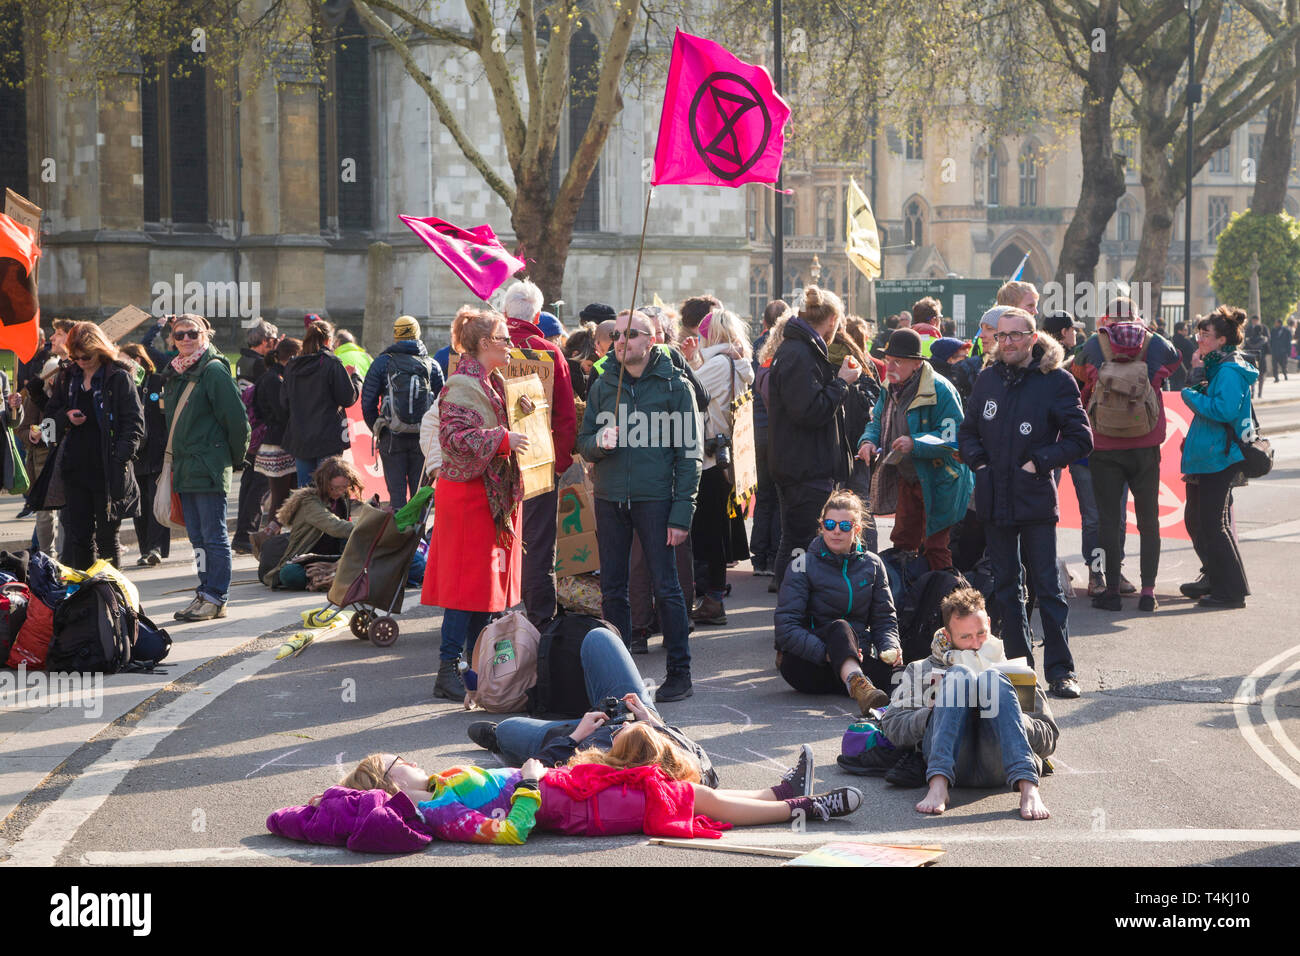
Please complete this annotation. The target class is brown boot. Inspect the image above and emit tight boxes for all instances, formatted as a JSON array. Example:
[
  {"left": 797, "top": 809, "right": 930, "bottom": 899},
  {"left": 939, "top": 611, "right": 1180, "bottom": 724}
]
[
  {"left": 848, "top": 673, "right": 890, "bottom": 715},
  {"left": 691, "top": 595, "right": 727, "bottom": 625}
]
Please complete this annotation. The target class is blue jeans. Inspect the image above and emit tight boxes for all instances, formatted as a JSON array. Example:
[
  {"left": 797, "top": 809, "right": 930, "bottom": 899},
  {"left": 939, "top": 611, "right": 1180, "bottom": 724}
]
[
  {"left": 179, "top": 491, "right": 232, "bottom": 605},
  {"left": 594, "top": 497, "right": 691, "bottom": 674},
  {"left": 985, "top": 521, "right": 1075, "bottom": 682},
  {"left": 923, "top": 664, "right": 1039, "bottom": 789},
  {"left": 494, "top": 627, "right": 658, "bottom": 765},
  {"left": 295, "top": 457, "right": 322, "bottom": 487},
  {"left": 440, "top": 609, "right": 491, "bottom": 663}
]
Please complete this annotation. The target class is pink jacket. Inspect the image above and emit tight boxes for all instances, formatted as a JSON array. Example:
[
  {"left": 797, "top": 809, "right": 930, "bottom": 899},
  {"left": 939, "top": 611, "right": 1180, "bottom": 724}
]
[
  {"left": 267, "top": 787, "right": 436, "bottom": 854},
  {"left": 536, "top": 780, "right": 650, "bottom": 836}
]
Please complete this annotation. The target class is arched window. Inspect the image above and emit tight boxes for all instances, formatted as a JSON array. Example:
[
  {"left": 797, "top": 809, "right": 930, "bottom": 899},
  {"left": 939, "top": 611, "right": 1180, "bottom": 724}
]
[
  {"left": 568, "top": 23, "right": 601, "bottom": 232},
  {"left": 972, "top": 148, "right": 986, "bottom": 204},
  {"left": 988, "top": 147, "right": 1003, "bottom": 206},
  {"left": 905, "top": 115, "right": 923, "bottom": 160},
  {"left": 749, "top": 267, "right": 769, "bottom": 322},
  {"left": 820, "top": 189, "right": 836, "bottom": 243},
  {"left": 1116, "top": 196, "right": 1138, "bottom": 242},
  {"left": 142, "top": 44, "right": 209, "bottom": 225},
  {"left": 1018, "top": 144, "right": 1039, "bottom": 207},
  {"left": 0, "top": 15, "right": 27, "bottom": 203},
  {"left": 904, "top": 199, "right": 924, "bottom": 248},
  {"left": 782, "top": 191, "right": 796, "bottom": 236}
]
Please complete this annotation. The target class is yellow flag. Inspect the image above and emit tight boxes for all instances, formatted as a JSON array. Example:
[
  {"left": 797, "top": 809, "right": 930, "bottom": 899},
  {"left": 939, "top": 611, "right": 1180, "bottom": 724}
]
[
  {"left": 652, "top": 292, "right": 667, "bottom": 309},
  {"left": 846, "top": 177, "right": 881, "bottom": 281}
]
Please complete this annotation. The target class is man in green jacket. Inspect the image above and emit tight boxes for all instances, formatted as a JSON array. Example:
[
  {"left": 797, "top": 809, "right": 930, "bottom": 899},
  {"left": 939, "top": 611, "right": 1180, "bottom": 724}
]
[
  {"left": 576, "top": 310, "right": 701, "bottom": 704},
  {"left": 162, "top": 315, "right": 251, "bottom": 621}
]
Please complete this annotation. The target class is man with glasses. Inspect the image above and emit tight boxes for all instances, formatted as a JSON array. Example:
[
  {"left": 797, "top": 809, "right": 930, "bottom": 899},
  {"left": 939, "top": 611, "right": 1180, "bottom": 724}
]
[
  {"left": 958, "top": 307, "right": 1092, "bottom": 699},
  {"left": 576, "top": 310, "right": 702, "bottom": 703}
]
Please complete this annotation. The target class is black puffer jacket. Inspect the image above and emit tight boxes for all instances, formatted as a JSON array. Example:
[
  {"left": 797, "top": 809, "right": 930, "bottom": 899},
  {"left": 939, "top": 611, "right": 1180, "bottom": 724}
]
[
  {"left": 255, "top": 364, "right": 291, "bottom": 446},
  {"left": 767, "top": 318, "right": 852, "bottom": 486},
  {"left": 280, "top": 348, "right": 361, "bottom": 460},
  {"left": 958, "top": 335, "right": 1093, "bottom": 526},
  {"left": 774, "top": 535, "right": 900, "bottom": 664}
]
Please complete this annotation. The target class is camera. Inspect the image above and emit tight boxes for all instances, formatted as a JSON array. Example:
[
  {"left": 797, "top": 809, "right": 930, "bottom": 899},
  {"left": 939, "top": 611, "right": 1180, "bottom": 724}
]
[
  {"left": 703, "top": 433, "right": 731, "bottom": 463},
  {"left": 599, "top": 696, "right": 635, "bottom": 727}
]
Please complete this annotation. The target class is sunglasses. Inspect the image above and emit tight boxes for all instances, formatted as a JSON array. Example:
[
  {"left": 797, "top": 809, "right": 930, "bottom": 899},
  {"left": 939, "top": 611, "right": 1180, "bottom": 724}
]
[
  {"left": 823, "top": 518, "right": 854, "bottom": 532},
  {"left": 174, "top": 329, "right": 203, "bottom": 340},
  {"left": 611, "top": 329, "right": 647, "bottom": 341}
]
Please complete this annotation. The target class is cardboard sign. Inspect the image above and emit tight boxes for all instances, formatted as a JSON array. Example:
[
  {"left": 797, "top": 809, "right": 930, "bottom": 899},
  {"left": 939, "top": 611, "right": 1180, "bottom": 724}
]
[
  {"left": 451, "top": 348, "right": 555, "bottom": 405},
  {"left": 4, "top": 189, "right": 41, "bottom": 244},
  {"left": 505, "top": 373, "right": 555, "bottom": 501},
  {"left": 729, "top": 391, "right": 757, "bottom": 501},
  {"left": 99, "top": 304, "right": 153, "bottom": 343},
  {"left": 555, "top": 481, "right": 599, "bottom": 578},
  {"left": 785, "top": 842, "right": 945, "bottom": 868}
]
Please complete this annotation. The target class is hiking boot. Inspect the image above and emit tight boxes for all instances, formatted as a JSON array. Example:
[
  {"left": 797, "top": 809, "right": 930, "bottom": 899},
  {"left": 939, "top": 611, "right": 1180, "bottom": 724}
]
[
  {"left": 173, "top": 596, "right": 205, "bottom": 621},
  {"left": 806, "top": 787, "right": 864, "bottom": 821},
  {"left": 467, "top": 721, "right": 500, "bottom": 754},
  {"left": 885, "top": 749, "right": 928, "bottom": 788},
  {"left": 773, "top": 744, "right": 814, "bottom": 799},
  {"left": 1048, "top": 676, "right": 1082, "bottom": 699},
  {"left": 837, "top": 746, "right": 906, "bottom": 776},
  {"left": 1086, "top": 571, "right": 1106, "bottom": 597},
  {"left": 178, "top": 598, "right": 226, "bottom": 622},
  {"left": 654, "top": 670, "right": 693, "bottom": 703},
  {"left": 847, "top": 673, "right": 890, "bottom": 714},
  {"left": 1091, "top": 591, "right": 1122, "bottom": 611},
  {"left": 1179, "top": 575, "right": 1212, "bottom": 599},
  {"left": 433, "top": 660, "right": 466, "bottom": 701},
  {"left": 1119, "top": 574, "right": 1137, "bottom": 594},
  {"left": 691, "top": 595, "right": 727, "bottom": 626},
  {"left": 1138, "top": 593, "right": 1158, "bottom": 612}
]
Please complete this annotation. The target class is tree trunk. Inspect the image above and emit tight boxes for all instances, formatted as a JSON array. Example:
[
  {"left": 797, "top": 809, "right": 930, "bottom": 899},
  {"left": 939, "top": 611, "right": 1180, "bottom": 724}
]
[
  {"left": 1252, "top": 77, "right": 1299, "bottom": 214},
  {"left": 1131, "top": 131, "right": 1179, "bottom": 316},
  {"left": 510, "top": 178, "right": 568, "bottom": 304},
  {"left": 1053, "top": 2, "right": 1127, "bottom": 295}
]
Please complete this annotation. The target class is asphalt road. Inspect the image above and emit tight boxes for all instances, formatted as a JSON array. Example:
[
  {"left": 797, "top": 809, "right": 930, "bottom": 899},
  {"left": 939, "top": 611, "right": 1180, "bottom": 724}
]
[{"left": 3, "top": 430, "right": 1300, "bottom": 870}]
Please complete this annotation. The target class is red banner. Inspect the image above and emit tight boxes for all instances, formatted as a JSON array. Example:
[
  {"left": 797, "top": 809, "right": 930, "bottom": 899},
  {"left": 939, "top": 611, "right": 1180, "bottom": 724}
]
[
  {"left": 1057, "top": 394, "right": 1190, "bottom": 540},
  {"left": 342, "top": 402, "right": 388, "bottom": 501}
]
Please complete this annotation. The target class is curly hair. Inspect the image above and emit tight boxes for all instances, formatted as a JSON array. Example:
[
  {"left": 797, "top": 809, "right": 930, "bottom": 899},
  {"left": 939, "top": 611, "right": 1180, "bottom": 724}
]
[
  {"left": 311, "top": 455, "right": 365, "bottom": 502},
  {"left": 1197, "top": 305, "right": 1246, "bottom": 349},
  {"left": 941, "top": 587, "right": 987, "bottom": 628}
]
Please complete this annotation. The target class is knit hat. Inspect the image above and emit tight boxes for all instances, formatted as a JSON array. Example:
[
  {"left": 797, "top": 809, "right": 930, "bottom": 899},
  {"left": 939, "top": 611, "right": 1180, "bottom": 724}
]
[
  {"left": 929, "top": 337, "right": 968, "bottom": 365},
  {"left": 394, "top": 315, "right": 420, "bottom": 341},
  {"left": 579, "top": 302, "right": 617, "bottom": 323},
  {"left": 884, "top": 328, "right": 924, "bottom": 360},
  {"left": 536, "top": 311, "right": 563, "bottom": 338},
  {"left": 978, "top": 304, "right": 1021, "bottom": 330}
]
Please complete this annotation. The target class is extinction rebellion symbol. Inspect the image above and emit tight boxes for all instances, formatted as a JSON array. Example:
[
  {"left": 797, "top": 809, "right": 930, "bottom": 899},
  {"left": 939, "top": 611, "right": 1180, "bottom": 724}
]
[{"left": 688, "top": 72, "right": 773, "bottom": 181}]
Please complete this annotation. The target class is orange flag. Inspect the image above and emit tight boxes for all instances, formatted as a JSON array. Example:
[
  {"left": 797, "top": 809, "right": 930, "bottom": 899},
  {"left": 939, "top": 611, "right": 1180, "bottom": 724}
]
[{"left": 0, "top": 212, "right": 40, "bottom": 362}]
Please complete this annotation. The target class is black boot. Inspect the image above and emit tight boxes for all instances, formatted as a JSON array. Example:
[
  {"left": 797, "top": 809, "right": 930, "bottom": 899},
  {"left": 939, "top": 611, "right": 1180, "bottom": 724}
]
[{"left": 433, "top": 660, "right": 466, "bottom": 700}]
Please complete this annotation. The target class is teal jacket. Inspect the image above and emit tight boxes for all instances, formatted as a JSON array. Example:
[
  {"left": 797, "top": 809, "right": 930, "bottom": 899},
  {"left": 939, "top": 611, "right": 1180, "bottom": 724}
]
[
  {"left": 1180, "top": 351, "right": 1258, "bottom": 476},
  {"left": 576, "top": 347, "right": 702, "bottom": 530},
  {"left": 860, "top": 362, "right": 974, "bottom": 537},
  {"left": 162, "top": 347, "right": 251, "bottom": 494}
]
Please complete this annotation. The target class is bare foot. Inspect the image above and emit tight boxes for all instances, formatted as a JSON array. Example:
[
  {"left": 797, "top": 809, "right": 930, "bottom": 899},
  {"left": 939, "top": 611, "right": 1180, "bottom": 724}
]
[
  {"left": 915, "top": 777, "right": 948, "bottom": 815},
  {"left": 1018, "top": 781, "right": 1050, "bottom": 820}
]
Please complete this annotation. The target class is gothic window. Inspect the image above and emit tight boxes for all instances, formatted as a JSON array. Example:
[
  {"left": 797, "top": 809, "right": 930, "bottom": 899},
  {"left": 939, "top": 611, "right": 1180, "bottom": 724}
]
[
  {"left": 141, "top": 45, "right": 209, "bottom": 225},
  {"left": 904, "top": 199, "right": 924, "bottom": 247},
  {"left": 1018, "top": 144, "right": 1039, "bottom": 207}
]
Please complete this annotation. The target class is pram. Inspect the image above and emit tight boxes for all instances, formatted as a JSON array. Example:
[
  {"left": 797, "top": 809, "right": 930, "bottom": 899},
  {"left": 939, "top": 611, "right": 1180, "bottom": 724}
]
[{"left": 323, "top": 495, "right": 433, "bottom": 647}]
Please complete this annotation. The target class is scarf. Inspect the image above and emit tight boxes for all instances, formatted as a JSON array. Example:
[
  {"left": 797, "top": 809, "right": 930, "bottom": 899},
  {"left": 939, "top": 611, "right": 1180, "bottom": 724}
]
[
  {"left": 1189, "top": 348, "right": 1234, "bottom": 394},
  {"left": 870, "top": 366, "right": 922, "bottom": 516},
  {"left": 170, "top": 347, "right": 204, "bottom": 376}
]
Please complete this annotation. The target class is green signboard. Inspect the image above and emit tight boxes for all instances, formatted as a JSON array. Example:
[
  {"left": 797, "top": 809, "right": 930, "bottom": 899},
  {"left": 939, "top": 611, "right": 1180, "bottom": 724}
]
[{"left": 875, "top": 279, "right": 1004, "bottom": 339}]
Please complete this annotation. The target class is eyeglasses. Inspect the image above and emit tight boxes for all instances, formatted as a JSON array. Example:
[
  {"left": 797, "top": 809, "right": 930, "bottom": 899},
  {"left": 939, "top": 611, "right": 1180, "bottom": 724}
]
[
  {"left": 382, "top": 754, "right": 404, "bottom": 782},
  {"left": 611, "top": 329, "right": 647, "bottom": 341},
  {"left": 486, "top": 335, "right": 510, "bottom": 345},
  {"left": 174, "top": 329, "right": 202, "bottom": 340},
  {"left": 822, "top": 519, "right": 854, "bottom": 532},
  {"left": 993, "top": 330, "right": 1031, "bottom": 343}
]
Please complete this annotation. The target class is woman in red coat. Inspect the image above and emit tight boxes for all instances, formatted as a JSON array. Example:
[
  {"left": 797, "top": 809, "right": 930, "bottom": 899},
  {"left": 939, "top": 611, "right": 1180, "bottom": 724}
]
[{"left": 424, "top": 306, "right": 531, "bottom": 700}]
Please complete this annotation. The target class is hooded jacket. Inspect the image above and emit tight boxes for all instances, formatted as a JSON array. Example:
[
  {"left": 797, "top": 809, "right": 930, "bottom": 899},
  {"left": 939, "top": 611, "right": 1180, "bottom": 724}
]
[
  {"left": 262, "top": 486, "right": 356, "bottom": 586},
  {"left": 162, "top": 347, "right": 251, "bottom": 494},
  {"left": 881, "top": 629, "right": 1060, "bottom": 768},
  {"left": 280, "top": 347, "right": 361, "bottom": 460},
  {"left": 1179, "top": 350, "right": 1259, "bottom": 475},
  {"left": 267, "top": 787, "right": 437, "bottom": 854},
  {"left": 693, "top": 343, "right": 756, "bottom": 470},
  {"left": 957, "top": 334, "right": 1093, "bottom": 526},
  {"left": 774, "top": 534, "right": 900, "bottom": 663},
  {"left": 576, "top": 346, "right": 702, "bottom": 530},
  {"left": 860, "top": 361, "right": 974, "bottom": 537},
  {"left": 767, "top": 317, "right": 852, "bottom": 486}
]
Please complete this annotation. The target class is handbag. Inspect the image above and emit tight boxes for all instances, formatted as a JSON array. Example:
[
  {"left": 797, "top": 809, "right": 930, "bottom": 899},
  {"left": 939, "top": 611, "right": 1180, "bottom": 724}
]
[
  {"left": 155, "top": 381, "right": 197, "bottom": 531},
  {"left": 1228, "top": 406, "right": 1273, "bottom": 480}
]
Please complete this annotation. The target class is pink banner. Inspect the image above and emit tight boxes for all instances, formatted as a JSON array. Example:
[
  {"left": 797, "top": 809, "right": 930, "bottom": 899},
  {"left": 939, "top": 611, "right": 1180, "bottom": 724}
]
[
  {"left": 399, "top": 214, "right": 525, "bottom": 301},
  {"left": 1057, "top": 394, "right": 1191, "bottom": 540},
  {"left": 652, "top": 30, "right": 791, "bottom": 188},
  {"left": 343, "top": 402, "right": 389, "bottom": 502}
]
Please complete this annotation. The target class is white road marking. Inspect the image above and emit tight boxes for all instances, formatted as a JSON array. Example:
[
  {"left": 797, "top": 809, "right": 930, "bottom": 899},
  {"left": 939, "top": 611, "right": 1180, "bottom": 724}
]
[
  {"left": 1235, "top": 643, "right": 1300, "bottom": 793},
  {"left": 717, "top": 704, "right": 753, "bottom": 731},
  {"left": 244, "top": 747, "right": 304, "bottom": 779},
  {"left": 1262, "top": 655, "right": 1300, "bottom": 767}
]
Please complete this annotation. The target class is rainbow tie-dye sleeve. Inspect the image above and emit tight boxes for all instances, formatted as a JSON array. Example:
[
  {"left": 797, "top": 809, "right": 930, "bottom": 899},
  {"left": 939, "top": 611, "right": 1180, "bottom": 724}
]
[{"left": 417, "top": 767, "right": 541, "bottom": 845}]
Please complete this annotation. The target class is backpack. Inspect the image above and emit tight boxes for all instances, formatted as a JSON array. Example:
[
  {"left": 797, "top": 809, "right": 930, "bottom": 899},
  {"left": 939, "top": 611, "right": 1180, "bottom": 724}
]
[
  {"left": 242, "top": 382, "right": 266, "bottom": 455},
  {"left": 46, "top": 575, "right": 139, "bottom": 674},
  {"left": 878, "top": 547, "right": 932, "bottom": 611},
  {"left": 528, "top": 611, "right": 613, "bottom": 719},
  {"left": 1087, "top": 333, "right": 1160, "bottom": 438},
  {"left": 897, "top": 569, "right": 971, "bottom": 664},
  {"left": 466, "top": 611, "right": 541, "bottom": 713},
  {"left": 381, "top": 353, "right": 433, "bottom": 434}
]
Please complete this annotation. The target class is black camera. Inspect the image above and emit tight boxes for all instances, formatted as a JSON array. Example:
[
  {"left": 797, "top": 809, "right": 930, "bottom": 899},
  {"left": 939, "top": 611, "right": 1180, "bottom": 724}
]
[
  {"left": 703, "top": 433, "right": 731, "bottom": 464},
  {"left": 599, "top": 696, "right": 635, "bottom": 727}
]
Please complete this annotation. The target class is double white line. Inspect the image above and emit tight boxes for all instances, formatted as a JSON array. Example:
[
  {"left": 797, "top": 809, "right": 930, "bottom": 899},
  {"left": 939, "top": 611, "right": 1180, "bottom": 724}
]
[{"left": 1234, "top": 642, "right": 1300, "bottom": 791}]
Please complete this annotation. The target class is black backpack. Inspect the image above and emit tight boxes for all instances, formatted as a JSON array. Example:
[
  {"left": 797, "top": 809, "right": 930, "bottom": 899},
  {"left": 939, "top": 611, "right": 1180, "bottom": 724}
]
[
  {"left": 47, "top": 575, "right": 138, "bottom": 673},
  {"left": 528, "top": 611, "right": 616, "bottom": 719},
  {"left": 897, "top": 569, "right": 971, "bottom": 664},
  {"left": 382, "top": 352, "right": 433, "bottom": 433}
]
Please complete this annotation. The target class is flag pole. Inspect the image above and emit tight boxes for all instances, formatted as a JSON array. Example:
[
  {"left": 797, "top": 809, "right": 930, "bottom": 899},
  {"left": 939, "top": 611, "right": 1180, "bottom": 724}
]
[{"left": 613, "top": 185, "right": 654, "bottom": 417}]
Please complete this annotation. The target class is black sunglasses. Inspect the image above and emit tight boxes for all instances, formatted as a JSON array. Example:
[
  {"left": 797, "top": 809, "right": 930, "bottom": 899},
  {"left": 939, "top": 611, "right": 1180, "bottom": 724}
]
[
  {"left": 823, "top": 519, "right": 854, "bottom": 532},
  {"left": 174, "top": 329, "right": 202, "bottom": 340},
  {"left": 611, "top": 329, "right": 647, "bottom": 341}
]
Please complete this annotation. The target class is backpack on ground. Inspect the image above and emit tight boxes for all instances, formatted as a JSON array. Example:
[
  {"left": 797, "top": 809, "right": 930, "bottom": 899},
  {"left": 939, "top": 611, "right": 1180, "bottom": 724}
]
[
  {"left": 381, "top": 353, "right": 433, "bottom": 434},
  {"left": 897, "top": 569, "right": 971, "bottom": 663},
  {"left": 46, "top": 575, "right": 139, "bottom": 674},
  {"left": 1088, "top": 333, "right": 1160, "bottom": 438},
  {"left": 466, "top": 611, "right": 540, "bottom": 713},
  {"left": 878, "top": 547, "right": 932, "bottom": 612},
  {"left": 528, "top": 611, "right": 615, "bottom": 719}
]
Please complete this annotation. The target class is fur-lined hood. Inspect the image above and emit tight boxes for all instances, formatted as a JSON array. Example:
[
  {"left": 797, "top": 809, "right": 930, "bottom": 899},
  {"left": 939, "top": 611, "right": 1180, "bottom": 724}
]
[{"left": 277, "top": 486, "right": 328, "bottom": 527}]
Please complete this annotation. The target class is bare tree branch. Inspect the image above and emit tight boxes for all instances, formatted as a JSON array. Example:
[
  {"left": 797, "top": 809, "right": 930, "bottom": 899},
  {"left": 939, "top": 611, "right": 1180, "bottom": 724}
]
[
  {"left": 464, "top": 0, "right": 527, "bottom": 174},
  {"left": 363, "top": 0, "right": 476, "bottom": 50},
  {"left": 518, "top": 0, "right": 542, "bottom": 110}
]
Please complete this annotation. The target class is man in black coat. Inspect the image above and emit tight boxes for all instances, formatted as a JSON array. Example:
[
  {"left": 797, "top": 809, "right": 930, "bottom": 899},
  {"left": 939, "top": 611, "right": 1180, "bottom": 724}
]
[
  {"left": 232, "top": 320, "right": 279, "bottom": 553},
  {"left": 957, "top": 308, "right": 1093, "bottom": 699},
  {"left": 1270, "top": 319, "right": 1292, "bottom": 383},
  {"left": 1170, "top": 320, "right": 1196, "bottom": 391}
]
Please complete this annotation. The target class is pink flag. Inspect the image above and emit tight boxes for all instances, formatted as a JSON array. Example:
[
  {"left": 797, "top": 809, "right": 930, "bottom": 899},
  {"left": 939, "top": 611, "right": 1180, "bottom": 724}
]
[
  {"left": 399, "top": 214, "right": 525, "bottom": 301},
  {"left": 652, "top": 30, "right": 791, "bottom": 188}
]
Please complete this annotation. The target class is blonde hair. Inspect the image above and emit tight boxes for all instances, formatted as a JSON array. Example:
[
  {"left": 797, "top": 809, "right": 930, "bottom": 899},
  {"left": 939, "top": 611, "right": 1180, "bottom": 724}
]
[
  {"left": 702, "top": 309, "right": 751, "bottom": 359},
  {"left": 800, "top": 285, "right": 844, "bottom": 331},
  {"left": 339, "top": 755, "right": 400, "bottom": 795},
  {"left": 758, "top": 315, "right": 789, "bottom": 365},
  {"left": 996, "top": 281, "right": 1037, "bottom": 307},
  {"left": 821, "top": 488, "right": 869, "bottom": 529},
  {"left": 451, "top": 306, "right": 504, "bottom": 356},
  {"left": 567, "top": 722, "right": 701, "bottom": 783}
]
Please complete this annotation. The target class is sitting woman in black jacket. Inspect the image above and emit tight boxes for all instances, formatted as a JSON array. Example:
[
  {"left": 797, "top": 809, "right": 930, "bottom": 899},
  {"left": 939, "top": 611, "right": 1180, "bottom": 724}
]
[{"left": 774, "top": 489, "right": 902, "bottom": 715}]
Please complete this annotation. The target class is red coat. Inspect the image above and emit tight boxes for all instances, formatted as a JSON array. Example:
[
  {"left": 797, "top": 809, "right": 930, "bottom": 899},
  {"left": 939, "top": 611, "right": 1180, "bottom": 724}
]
[
  {"left": 422, "top": 460, "right": 522, "bottom": 613},
  {"left": 539, "top": 764, "right": 730, "bottom": 839},
  {"left": 506, "top": 316, "right": 577, "bottom": 472}
]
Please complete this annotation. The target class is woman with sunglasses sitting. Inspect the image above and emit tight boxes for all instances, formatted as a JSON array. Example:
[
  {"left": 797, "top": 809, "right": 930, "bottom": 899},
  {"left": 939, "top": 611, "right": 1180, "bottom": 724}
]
[
  {"left": 267, "top": 723, "right": 863, "bottom": 851},
  {"left": 774, "top": 489, "right": 902, "bottom": 715}
]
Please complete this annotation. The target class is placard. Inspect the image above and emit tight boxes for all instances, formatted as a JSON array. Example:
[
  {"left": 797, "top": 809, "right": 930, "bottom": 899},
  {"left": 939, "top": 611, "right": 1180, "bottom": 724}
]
[
  {"left": 4, "top": 188, "right": 41, "bottom": 244},
  {"left": 555, "top": 481, "right": 599, "bottom": 578},
  {"left": 729, "top": 391, "right": 757, "bottom": 503},
  {"left": 505, "top": 373, "right": 554, "bottom": 501},
  {"left": 450, "top": 348, "right": 555, "bottom": 404},
  {"left": 99, "top": 305, "right": 153, "bottom": 343}
]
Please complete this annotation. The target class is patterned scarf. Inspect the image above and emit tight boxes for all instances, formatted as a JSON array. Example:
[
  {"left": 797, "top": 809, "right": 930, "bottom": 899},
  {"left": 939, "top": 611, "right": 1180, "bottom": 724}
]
[
  {"left": 1192, "top": 348, "right": 1235, "bottom": 393},
  {"left": 169, "top": 346, "right": 205, "bottom": 376},
  {"left": 870, "top": 366, "right": 922, "bottom": 516}
]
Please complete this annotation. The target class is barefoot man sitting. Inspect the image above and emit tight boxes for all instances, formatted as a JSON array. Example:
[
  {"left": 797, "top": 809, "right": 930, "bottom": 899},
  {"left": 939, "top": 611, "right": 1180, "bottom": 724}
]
[{"left": 880, "top": 588, "right": 1057, "bottom": 820}]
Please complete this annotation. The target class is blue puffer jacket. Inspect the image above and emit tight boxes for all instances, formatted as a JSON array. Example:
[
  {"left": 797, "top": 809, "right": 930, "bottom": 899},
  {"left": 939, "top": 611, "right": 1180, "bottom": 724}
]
[
  {"left": 957, "top": 335, "right": 1093, "bottom": 526},
  {"left": 860, "top": 362, "right": 974, "bottom": 537},
  {"left": 774, "top": 535, "right": 900, "bottom": 664},
  {"left": 1180, "top": 351, "right": 1258, "bottom": 475}
]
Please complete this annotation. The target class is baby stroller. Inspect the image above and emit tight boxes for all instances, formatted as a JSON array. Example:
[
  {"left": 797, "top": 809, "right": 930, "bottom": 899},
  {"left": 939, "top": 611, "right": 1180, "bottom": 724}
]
[{"left": 325, "top": 496, "right": 433, "bottom": 648}]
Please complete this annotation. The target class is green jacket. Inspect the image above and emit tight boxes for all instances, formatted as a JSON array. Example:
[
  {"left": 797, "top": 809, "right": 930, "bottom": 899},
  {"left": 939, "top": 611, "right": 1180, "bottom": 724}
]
[
  {"left": 266, "top": 487, "right": 356, "bottom": 586},
  {"left": 334, "top": 342, "right": 373, "bottom": 380},
  {"left": 162, "top": 347, "right": 251, "bottom": 494},
  {"left": 576, "top": 347, "right": 702, "bottom": 529}
]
